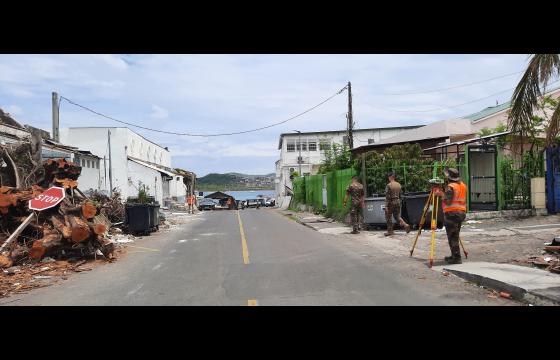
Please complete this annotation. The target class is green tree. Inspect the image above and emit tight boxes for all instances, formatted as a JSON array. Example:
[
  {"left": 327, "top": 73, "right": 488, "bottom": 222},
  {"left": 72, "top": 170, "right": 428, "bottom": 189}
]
[{"left": 509, "top": 54, "right": 560, "bottom": 146}]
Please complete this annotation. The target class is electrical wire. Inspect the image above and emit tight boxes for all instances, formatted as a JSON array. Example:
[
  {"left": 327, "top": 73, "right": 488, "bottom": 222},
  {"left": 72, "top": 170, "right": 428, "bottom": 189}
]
[
  {"left": 59, "top": 85, "right": 348, "bottom": 137},
  {"left": 372, "top": 70, "right": 524, "bottom": 96},
  {"left": 365, "top": 79, "right": 560, "bottom": 113}
]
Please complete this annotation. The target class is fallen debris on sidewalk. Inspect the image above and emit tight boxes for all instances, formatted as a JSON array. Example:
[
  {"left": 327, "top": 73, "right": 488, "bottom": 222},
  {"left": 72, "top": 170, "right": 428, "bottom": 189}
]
[{"left": 0, "top": 149, "right": 119, "bottom": 272}]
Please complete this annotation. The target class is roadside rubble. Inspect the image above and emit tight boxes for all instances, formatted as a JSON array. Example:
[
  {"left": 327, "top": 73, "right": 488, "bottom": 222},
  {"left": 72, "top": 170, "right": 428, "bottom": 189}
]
[
  {"left": 0, "top": 142, "right": 132, "bottom": 297},
  {"left": 525, "top": 237, "right": 560, "bottom": 274}
]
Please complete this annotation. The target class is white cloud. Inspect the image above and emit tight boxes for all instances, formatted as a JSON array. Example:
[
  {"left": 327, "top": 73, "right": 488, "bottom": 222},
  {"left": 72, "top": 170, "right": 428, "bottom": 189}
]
[
  {"left": 0, "top": 54, "right": 531, "bottom": 176},
  {"left": 2, "top": 105, "right": 23, "bottom": 116},
  {"left": 150, "top": 105, "right": 169, "bottom": 119}
]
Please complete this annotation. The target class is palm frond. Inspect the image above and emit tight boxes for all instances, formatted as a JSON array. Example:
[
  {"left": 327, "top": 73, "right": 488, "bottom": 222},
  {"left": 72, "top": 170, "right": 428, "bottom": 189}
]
[
  {"left": 508, "top": 54, "right": 560, "bottom": 136},
  {"left": 545, "top": 102, "right": 560, "bottom": 146}
]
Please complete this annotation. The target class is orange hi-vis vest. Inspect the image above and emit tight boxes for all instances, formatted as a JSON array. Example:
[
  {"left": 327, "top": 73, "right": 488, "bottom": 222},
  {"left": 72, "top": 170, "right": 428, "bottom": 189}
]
[{"left": 443, "top": 181, "right": 467, "bottom": 213}]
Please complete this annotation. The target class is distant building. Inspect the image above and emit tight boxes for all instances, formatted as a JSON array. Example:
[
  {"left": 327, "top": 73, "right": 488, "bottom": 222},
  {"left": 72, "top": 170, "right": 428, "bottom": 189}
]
[
  {"left": 275, "top": 125, "right": 422, "bottom": 201},
  {"left": 60, "top": 127, "right": 188, "bottom": 204}
]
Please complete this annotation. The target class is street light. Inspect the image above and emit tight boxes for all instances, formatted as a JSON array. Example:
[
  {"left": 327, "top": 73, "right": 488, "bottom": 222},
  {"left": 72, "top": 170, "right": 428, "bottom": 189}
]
[{"left": 293, "top": 130, "right": 302, "bottom": 177}]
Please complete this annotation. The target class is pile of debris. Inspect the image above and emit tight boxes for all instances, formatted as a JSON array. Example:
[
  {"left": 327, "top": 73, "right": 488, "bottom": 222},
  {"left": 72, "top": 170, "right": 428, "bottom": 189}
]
[
  {"left": 528, "top": 237, "right": 560, "bottom": 274},
  {"left": 88, "top": 190, "right": 125, "bottom": 223},
  {"left": 0, "top": 155, "right": 117, "bottom": 271}
]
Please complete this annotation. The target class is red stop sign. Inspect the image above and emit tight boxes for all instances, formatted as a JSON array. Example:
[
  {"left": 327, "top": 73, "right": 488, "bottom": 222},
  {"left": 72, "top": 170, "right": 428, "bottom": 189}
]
[{"left": 29, "top": 186, "right": 66, "bottom": 211}]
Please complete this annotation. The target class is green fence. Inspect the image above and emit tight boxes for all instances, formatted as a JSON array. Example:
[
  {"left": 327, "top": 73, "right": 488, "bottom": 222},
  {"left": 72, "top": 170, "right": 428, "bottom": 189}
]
[
  {"left": 326, "top": 168, "right": 356, "bottom": 216},
  {"left": 290, "top": 168, "right": 356, "bottom": 218},
  {"left": 304, "top": 174, "right": 324, "bottom": 211}
]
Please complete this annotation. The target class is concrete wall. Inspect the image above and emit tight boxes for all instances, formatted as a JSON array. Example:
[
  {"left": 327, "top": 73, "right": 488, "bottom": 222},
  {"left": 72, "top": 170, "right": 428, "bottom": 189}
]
[
  {"left": 60, "top": 127, "right": 173, "bottom": 202},
  {"left": 168, "top": 175, "right": 187, "bottom": 202},
  {"left": 127, "top": 160, "right": 164, "bottom": 204},
  {"left": 126, "top": 130, "right": 171, "bottom": 167},
  {"left": 74, "top": 155, "right": 103, "bottom": 192}
]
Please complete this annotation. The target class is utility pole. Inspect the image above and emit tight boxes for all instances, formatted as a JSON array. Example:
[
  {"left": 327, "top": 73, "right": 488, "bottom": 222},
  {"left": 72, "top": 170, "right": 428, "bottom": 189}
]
[
  {"left": 346, "top": 81, "right": 354, "bottom": 150},
  {"left": 108, "top": 130, "right": 113, "bottom": 197},
  {"left": 294, "top": 130, "right": 302, "bottom": 176},
  {"left": 52, "top": 92, "right": 59, "bottom": 142},
  {"left": 103, "top": 156, "right": 107, "bottom": 190}
]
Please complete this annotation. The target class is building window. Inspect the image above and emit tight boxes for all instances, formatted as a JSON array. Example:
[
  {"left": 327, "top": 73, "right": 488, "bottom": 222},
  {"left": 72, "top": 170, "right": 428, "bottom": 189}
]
[
  {"left": 86, "top": 160, "right": 90, "bottom": 168},
  {"left": 319, "top": 140, "right": 331, "bottom": 151},
  {"left": 96, "top": 161, "right": 99, "bottom": 169},
  {"left": 81, "top": 159, "right": 86, "bottom": 167},
  {"left": 308, "top": 140, "right": 317, "bottom": 151},
  {"left": 286, "top": 140, "right": 296, "bottom": 152},
  {"left": 368, "top": 138, "right": 375, "bottom": 144},
  {"left": 296, "top": 140, "right": 307, "bottom": 151}
]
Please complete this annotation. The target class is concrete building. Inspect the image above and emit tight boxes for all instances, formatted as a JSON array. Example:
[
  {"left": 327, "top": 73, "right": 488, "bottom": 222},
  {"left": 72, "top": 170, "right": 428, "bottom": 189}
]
[
  {"left": 60, "top": 127, "right": 187, "bottom": 204},
  {"left": 275, "top": 125, "right": 422, "bottom": 201}
]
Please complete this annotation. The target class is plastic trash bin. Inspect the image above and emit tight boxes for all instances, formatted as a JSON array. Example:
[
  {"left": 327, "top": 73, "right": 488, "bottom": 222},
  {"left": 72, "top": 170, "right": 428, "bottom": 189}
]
[
  {"left": 125, "top": 204, "right": 151, "bottom": 235},
  {"left": 402, "top": 192, "right": 443, "bottom": 229},
  {"left": 148, "top": 204, "right": 160, "bottom": 231},
  {"left": 363, "top": 197, "right": 398, "bottom": 225}
]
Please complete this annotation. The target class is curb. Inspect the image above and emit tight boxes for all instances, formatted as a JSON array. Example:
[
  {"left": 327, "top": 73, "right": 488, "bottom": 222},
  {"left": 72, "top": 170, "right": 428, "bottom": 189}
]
[{"left": 444, "top": 267, "right": 560, "bottom": 306}]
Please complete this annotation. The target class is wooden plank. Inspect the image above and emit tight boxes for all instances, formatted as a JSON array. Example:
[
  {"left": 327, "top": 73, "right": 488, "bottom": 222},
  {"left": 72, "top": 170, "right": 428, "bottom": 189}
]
[{"left": 0, "top": 213, "right": 34, "bottom": 252}]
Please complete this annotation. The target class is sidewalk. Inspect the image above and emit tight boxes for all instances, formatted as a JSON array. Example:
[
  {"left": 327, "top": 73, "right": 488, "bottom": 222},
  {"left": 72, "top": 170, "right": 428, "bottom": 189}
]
[{"left": 280, "top": 208, "right": 560, "bottom": 305}]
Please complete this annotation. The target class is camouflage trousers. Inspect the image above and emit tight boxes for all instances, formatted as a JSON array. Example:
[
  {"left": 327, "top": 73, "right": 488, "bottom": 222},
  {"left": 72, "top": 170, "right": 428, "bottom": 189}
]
[
  {"left": 350, "top": 204, "right": 363, "bottom": 232},
  {"left": 444, "top": 211, "right": 466, "bottom": 258},
  {"left": 385, "top": 201, "right": 406, "bottom": 231}
]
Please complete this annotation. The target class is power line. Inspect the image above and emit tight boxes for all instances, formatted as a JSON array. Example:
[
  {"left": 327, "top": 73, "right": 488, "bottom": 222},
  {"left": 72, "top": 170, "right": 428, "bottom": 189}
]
[
  {"left": 366, "top": 79, "right": 560, "bottom": 114},
  {"left": 372, "top": 70, "right": 524, "bottom": 96},
  {"left": 59, "top": 85, "right": 348, "bottom": 137}
]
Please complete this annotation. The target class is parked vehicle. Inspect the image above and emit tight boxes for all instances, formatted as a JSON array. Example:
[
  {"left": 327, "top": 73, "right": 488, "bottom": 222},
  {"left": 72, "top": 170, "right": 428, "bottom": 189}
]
[
  {"left": 264, "top": 198, "right": 276, "bottom": 207},
  {"left": 198, "top": 198, "right": 216, "bottom": 211},
  {"left": 245, "top": 199, "right": 261, "bottom": 208}
]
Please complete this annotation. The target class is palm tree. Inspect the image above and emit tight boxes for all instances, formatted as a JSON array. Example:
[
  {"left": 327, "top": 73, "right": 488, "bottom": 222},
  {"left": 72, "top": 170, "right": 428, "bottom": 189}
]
[{"left": 509, "top": 54, "right": 560, "bottom": 146}]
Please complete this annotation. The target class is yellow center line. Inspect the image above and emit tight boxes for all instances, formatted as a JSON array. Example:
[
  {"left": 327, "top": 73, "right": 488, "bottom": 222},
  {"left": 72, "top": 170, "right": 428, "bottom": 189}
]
[
  {"left": 237, "top": 210, "right": 250, "bottom": 264},
  {"left": 247, "top": 299, "right": 258, "bottom": 306}
]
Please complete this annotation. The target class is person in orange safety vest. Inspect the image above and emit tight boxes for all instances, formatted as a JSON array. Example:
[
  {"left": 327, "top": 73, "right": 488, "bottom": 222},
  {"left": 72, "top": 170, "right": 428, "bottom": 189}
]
[{"left": 440, "top": 168, "right": 467, "bottom": 264}]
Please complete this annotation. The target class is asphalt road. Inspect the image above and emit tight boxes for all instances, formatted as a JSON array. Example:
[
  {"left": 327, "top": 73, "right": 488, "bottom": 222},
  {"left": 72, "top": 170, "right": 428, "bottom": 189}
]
[{"left": 2, "top": 208, "right": 504, "bottom": 305}]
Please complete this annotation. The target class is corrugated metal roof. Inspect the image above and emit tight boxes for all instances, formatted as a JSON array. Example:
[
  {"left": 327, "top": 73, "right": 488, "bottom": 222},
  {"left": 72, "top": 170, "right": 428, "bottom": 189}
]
[
  {"left": 463, "top": 84, "right": 560, "bottom": 122},
  {"left": 127, "top": 156, "right": 179, "bottom": 177}
]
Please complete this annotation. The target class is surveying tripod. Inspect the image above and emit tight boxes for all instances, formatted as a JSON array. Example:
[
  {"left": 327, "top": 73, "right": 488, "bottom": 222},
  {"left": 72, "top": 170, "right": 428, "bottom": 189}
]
[{"left": 409, "top": 180, "right": 468, "bottom": 268}]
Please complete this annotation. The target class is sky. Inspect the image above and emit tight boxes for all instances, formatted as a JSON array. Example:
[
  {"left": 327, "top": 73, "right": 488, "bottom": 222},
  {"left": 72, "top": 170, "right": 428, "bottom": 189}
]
[{"left": 0, "top": 54, "right": 534, "bottom": 176}]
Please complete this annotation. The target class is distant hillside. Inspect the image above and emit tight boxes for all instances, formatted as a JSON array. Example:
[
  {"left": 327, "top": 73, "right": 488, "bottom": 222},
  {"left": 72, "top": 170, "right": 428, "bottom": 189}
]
[{"left": 197, "top": 172, "right": 275, "bottom": 190}]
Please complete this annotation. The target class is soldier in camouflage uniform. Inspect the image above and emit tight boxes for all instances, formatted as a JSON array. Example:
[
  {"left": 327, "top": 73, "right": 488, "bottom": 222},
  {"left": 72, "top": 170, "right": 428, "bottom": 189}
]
[
  {"left": 384, "top": 172, "right": 411, "bottom": 236},
  {"left": 343, "top": 176, "right": 365, "bottom": 234}
]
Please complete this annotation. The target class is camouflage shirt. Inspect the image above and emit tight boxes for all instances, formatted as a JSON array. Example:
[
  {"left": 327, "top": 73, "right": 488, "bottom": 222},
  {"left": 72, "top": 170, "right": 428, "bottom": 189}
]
[
  {"left": 385, "top": 181, "right": 402, "bottom": 204},
  {"left": 346, "top": 183, "right": 365, "bottom": 205}
]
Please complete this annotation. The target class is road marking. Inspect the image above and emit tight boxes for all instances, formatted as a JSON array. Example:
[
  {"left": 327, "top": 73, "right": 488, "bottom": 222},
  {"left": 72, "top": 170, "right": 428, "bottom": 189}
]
[
  {"left": 125, "top": 245, "right": 160, "bottom": 252},
  {"left": 248, "top": 299, "right": 258, "bottom": 306},
  {"left": 237, "top": 210, "right": 250, "bottom": 264}
]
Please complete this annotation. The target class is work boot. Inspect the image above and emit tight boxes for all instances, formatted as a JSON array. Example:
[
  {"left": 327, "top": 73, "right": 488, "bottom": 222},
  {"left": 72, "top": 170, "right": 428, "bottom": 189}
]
[
  {"left": 404, "top": 224, "right": 411, "bottom": 233},
  {"left": 384, "top": 230, "right": 394, "bottom": 236},
  {"left": 444, "top": 255, "right": 462, "bottom": 264},
  {"left": 351, "top": 229, "right": 360, "bottom": 234}
]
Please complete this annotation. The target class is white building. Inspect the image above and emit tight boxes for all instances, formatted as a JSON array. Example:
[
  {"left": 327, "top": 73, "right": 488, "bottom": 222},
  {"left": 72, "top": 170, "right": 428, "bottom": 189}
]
[
  {"left": 60, "top": 127, "right": 187, "bottom": 204},
  {"left": 275, "top": 126, "right": 422, "bottom": 202}
]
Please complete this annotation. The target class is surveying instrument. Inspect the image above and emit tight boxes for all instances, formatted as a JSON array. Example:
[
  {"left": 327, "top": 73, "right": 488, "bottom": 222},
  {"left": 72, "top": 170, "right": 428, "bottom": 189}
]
[{"left": 408, "top": 170, "right": 468, "bottom": 268}]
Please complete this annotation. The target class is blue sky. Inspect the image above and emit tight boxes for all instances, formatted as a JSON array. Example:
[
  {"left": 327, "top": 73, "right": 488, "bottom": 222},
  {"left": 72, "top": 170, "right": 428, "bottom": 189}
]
[{"left": 0, "top": 54, "right": 532, "bottom": 176}]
